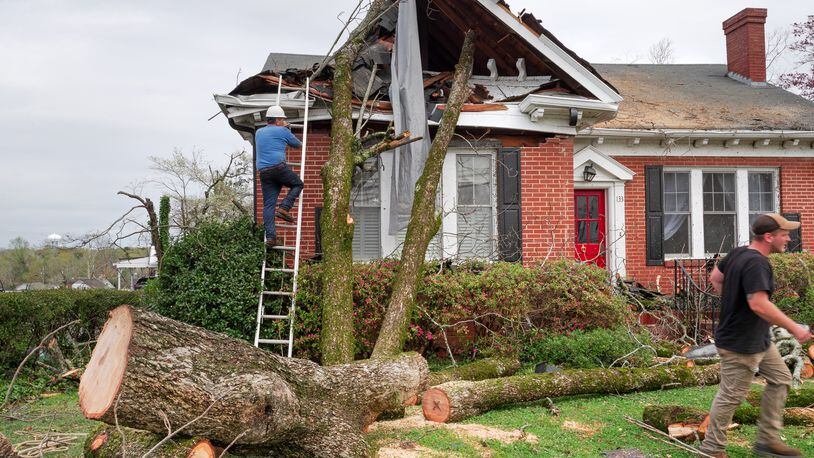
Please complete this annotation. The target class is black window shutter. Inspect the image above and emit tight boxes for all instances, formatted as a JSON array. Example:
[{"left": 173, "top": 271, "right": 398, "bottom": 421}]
[
  {"left": 645, "top": 165, "right": 664, "bottom": 265},
  {"left": 497, "top": 147, "right": 522, "bottom": 262},
  {"left": 783, "top": 212, "right": 803, "bottom": 252},
  {"left": 314, "top": 207, "right": 323, "bottom": 260}
]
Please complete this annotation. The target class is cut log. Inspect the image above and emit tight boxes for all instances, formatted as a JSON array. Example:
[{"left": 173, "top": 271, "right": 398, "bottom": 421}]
[
  {"left": 642, "top": 405, "right": 707, "bottom": 432},
  {"left": 83, "top": 424, "right": 218, "bottom": 458},
  {"left": 79, "top": 305, "right": 428, "bottom": 457},
  {"left": 0, "top": 432, "right": 19, "bottom": 458},
  {"left": 427, "top": 358, "right": 522, "bottom": 387},
  {"left": 746, "top": 386, "right": 814, "bottom": 408},
  {"left": 802, "top": 358, "right": 814, "bottom": 379},
  {"left": 808, "top": 345, "right": 814, "bottom": 360},
  {"left": 423, "top": 365, "right": 720, "bottom": 423},
  {"left": 734, "top": 405, "right": 814, "bottom": 426}
]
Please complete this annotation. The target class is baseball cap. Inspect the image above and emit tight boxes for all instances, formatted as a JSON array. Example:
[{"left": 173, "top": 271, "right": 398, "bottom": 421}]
[{"left": 751, "top": 213, "right": 800, "bottom": 235}]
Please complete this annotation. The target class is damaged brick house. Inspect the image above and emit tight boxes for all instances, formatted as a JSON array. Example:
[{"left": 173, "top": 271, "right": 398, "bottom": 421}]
[{"left": 214, "top": 1, "right": 814, "bottom": 292}]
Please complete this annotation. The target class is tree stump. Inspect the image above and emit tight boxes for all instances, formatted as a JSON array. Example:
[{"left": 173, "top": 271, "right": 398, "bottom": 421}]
[{"left": 79, "top": 305, "right": 428, "bottom": 457}]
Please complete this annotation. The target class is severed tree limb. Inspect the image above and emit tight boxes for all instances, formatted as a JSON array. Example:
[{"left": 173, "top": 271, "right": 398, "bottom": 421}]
[
  {"left": 353, "top": 134, "right": 423, "bottom": 166},
  {"left": 84, "top": 424, "right": 219, "bottom": 458},
  {"left": 422, "top": 365, "right": 721, "bottom": 423},
  {"left": 371, "top": 30, "right": 476, "bottom": 359},
  {"left": 1, "top": 320, "right": 79, "bottom": 411}
]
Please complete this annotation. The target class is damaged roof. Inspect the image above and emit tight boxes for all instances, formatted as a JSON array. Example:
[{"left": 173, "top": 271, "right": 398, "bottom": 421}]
[{"left": 592, "top": 64, "right": 814, "bottom": 131}]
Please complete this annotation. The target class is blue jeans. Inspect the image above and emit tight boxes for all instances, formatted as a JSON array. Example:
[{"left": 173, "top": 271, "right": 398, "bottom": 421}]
[{"left": 259, "top": 163, "right": 303, "bottom": 238}]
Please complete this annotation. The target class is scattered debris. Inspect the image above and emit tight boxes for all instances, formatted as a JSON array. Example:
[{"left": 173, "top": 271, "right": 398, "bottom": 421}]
[
  {"left": 562, "top": 420, "right": 600, "bottom": 437},
  {"left": 12, "top": 432, "right": 87, "bottom": 458},
  {"left": 540, "top": 397, "right": 560, "bottom": 416},
  {"left": 370, "top": 412, "right": 539, "bottom": 444},
  {"left": 624, "top": 415, "right": 714, "bottom": 457},
  {"left": 601, "top": 448, "right": 651, "bottom": 458}
]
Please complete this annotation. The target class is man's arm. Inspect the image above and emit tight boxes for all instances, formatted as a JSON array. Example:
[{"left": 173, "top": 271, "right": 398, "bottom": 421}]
[
  {"left": 709, "top": 266, "right": 724, "bottom": 295},
  {"left": 748, "top": 291, "right": 813, "bottom": 343},
  {"left": 286, "top": 129, "right": 302, "bottom": 148}
]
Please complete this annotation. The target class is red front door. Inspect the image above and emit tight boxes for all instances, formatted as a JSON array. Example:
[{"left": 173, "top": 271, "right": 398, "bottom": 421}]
[{"left": 574, "top": 190, "right": 606, "bottom": 268}]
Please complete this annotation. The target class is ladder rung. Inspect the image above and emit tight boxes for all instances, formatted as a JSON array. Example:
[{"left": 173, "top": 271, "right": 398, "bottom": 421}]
[
  {"left": 288, "top": 162, "right": 301, "bottom": 167},
  {"left": 263, "top": 291, "right": 294, "bottom": 296},
  {"left": 262, "top": 314, "right": 290, "bottom": 320},
  {"left": 275, "top": 223, "right": 297, "bottom": 229},
  {"left": 257, "top": 339, "right": 289, "bottom": 345},
  {"left": 266, "top": 267, "right": 295, "bottom": 273},
  {"left": 270, "top": 245, "right": 296, "bottom": 251}
]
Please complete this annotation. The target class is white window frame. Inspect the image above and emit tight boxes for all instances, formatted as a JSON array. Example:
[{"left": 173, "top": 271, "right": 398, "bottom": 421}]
[
  {"left": 451, "top": 150, "right": 498, "bottom": 261},
  {"left": 663, "top": 167, "right": 779, "bottom": 260}
]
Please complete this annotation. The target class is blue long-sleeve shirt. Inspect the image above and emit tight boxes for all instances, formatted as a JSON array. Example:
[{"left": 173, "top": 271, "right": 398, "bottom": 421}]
[{"left": 255, "top": 125, "right": 302, "bottom": 169}]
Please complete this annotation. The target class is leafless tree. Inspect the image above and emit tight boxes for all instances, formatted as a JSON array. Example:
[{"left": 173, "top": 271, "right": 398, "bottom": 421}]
[
  {"left": 648, "top": 38, "right": 675, "bottom": 64},
  {"left": 766, "top": 28, "right": 792, "bottom": 84}
]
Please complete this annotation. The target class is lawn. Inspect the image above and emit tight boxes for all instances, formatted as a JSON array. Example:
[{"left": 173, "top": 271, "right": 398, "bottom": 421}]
[{"left": 2, "top": 384, "right": 814, "bottom": 457}]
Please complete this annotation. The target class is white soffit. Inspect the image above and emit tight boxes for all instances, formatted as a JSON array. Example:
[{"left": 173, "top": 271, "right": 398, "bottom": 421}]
[
  {"left": 574, "top": 145, "right": 634, "bottom": 181},
  {"left": 476, "top": 0, "right": 623, "bottom": 104}
]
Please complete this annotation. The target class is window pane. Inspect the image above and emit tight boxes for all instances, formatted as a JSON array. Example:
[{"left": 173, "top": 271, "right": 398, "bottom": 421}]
[
  {"left": 577, "top": 221, "right": 587, "bottom": 243},
  {"left": 704, "top": 214, "right": 736, "bottom": 253},
  {"left": 577, "top": 196, "right": 587, "bottom": 218},
  {"left": 759, "top": 173, "right": 772, "bottom": 192},
  {"left": 664, "top": 213, "right": 690, "bottom": 255},
  {"left": 749, "top": 192, "right": 761, "bottom": 211},
  {"left": 456, "top": 156, "right": 473, "bottom": 205},
  {"left": 589, "top": 221, "right": 599, "bottom": 243},
  {"left": 351, "top": 159, "right": 381, "bottom": 207},
  {"left": 675, "top": 192, "right": 689, "bottom": 211},
  {"left": 664, "top": 172, "right": 675, "bottom": 192},
  {"left": 703, "top": 173, "right": 713, "bottom": 192},
  {"left": 589, "top": 196, "right": 599, "bottom": 218},
  {"left": 761, "top": 194, "right": 773, "bottom": 212},
  {"left": 703, "top": 193, "right": 713, "bottom": 211},
  {"left": 724, "top": 190, "right": 736, "bottom": 212},
  {"left": 457, "top": 207, "right": 493, "bottom": 258},
  {"left": 472, "top": 156, "right": 491, "bottom": 204}
]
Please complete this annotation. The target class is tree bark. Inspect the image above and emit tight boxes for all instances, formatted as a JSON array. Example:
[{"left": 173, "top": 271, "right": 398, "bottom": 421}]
[
  {"left": 422, "top": 365, "right": 720, "bottom": 423},
  {"left": 371, "top": 30, "right": 476, "bottom": 359},
  {"left": 79, "top": 305, "right": 428, "bottom": 457},
  {"left": 319, "top": 0, "right": 394, "bottom": 366},
  {"left": 746, "top": 385, "right": 814, "bottom": 408},
  {"left": 84, "top": 424, "right": 219, "bottom": 458},
  {"left": 643, "top": 404, "right": 814, "bottom": 429},
  {"left": 0, "top": 433, "right": 18, "bottom": 458}
]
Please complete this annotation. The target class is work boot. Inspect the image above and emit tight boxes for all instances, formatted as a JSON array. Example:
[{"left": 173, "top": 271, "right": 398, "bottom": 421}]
[
  {"left": 266, "top": 237, "right": 278, "bottom": 248},
  {"left": 275, "top": 208, "right": 295, "bottom": 223},
  {"left": 753, "top": 441, "right": 802, "bottom": 458}
]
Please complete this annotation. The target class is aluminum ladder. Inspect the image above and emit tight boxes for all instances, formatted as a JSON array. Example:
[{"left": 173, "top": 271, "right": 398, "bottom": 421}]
[{"left": 253, "top": 76, "right": 312, "bottom": 357}]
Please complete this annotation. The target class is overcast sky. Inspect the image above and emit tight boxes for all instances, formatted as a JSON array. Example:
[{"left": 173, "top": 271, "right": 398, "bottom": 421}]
[{"left": 0, "top": 0, "right": 809, "bottom": 248}]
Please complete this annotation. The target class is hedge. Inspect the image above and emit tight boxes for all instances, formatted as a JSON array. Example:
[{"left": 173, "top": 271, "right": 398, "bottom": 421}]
[
  {"left": 0, "top": 289, "right": 141, "bottom": 372},
  {"left": 771, "top": 252, "right": 814, "bottom": 325},
  {"left": 292, "top": 259, "right": 630, "bottom": 362}
]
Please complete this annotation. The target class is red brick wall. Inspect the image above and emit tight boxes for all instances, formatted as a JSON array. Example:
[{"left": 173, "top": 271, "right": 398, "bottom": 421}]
[
  {"left": 722, "top": 8, "right": 767, "bottom": 83},
  {"left": 618, "top": 155, "right": 814, "bottom": 293},
  {"left": 519, "top": 136, "right": 575, "bottom": 264},
  {"left": 256, "top": 127, "right": 331, "bottom": 259}
]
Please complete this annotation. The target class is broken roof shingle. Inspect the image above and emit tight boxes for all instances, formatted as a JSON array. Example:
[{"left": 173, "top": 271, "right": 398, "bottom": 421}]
[{"left": 592, "top": 64, "right": 814, "bottom": 131}]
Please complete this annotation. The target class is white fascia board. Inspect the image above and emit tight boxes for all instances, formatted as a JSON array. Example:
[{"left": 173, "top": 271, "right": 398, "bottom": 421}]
[
  {"left": 450, "top": 104, "right": 577, "bottom": 135},
  {"left": 580, "top": 127, "right": 814, "bottom": 139},
  {"left": 476, "top": 0, "right": 622, "bottom": 104},
  {"left": 519, "top": 94, "right": 619, "bottom": 126}
]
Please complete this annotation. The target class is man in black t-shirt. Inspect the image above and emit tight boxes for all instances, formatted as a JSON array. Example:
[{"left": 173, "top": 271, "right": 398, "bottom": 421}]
[{"left": 699, "top": 214, "right": 811, "bottom": 458}]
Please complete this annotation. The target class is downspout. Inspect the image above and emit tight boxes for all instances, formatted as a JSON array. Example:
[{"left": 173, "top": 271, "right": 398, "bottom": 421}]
[{"left": 228, "top": 118, "right": 258, "bottom": 224}]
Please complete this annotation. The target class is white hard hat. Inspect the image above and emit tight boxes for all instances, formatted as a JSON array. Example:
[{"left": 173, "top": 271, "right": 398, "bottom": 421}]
[{"left": 266, "top": 105, "right": 286, "bottom": 118}]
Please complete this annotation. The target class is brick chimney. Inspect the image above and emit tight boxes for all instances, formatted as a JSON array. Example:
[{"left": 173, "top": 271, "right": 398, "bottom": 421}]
[{"left": 722, "top": 8, "right": 767, "bottom": 85}]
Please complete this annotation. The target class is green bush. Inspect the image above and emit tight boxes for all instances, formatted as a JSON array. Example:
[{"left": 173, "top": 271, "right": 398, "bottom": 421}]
[
  {"left": 770, "top": 253, "right": 814, "bottom": 325},
  {"left": 293, "top": 259, "right": 630, "bottom": 362},
  {"left": 143, "top": 217, "right": 264, "bottom": 341},
  {"left": 517, "top": 327, "right": 655, "bottom": 369},
  {"left": 0, "top": 289, "right": 141, "bottom": 372}
]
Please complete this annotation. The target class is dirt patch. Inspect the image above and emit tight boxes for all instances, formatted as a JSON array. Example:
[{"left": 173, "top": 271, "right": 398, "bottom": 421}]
[
  {"left": 376, "top": 440, "right": 448, "bottom": 458},
  {"left": 562, "top": 420, "right": 602, "bottom": 437},
  {"left": 370, "top": 412, "right": 538, "bottom": 444}
]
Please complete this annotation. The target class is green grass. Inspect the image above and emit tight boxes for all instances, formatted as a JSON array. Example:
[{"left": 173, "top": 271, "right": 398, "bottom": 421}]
[
  {"left": 0, "top": 390, "right": 96, "bottom": 457},
  {"left": 2, "top": 384, "right": 814, "bottom": 457}
]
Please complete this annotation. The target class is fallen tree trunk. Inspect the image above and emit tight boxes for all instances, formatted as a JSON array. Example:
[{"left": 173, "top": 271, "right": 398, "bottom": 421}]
[
  {"left": 84, "top": 424, "right": 219, "bottom": 458},
  {"left": 79, "top": 305, "right": 428, "bottom": 457},
  {"left": 746, "top": 385, "right": 814, "bottom": 407},
  {"left": 643, "top": 404, "right": 814, "bottom": 430},
  {"left": 0, "top": 433, "right": 18, "bottom": 458},
  {"left": 423, "top": 365, "right": 720, "bottom": 423},
  {"left": 428, "top": 358, "right": 522, "bottom": 387}
]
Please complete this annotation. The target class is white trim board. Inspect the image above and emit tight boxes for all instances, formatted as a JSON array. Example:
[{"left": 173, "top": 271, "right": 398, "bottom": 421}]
[{"left": 476, "top": 0, "right": 622, "bottom": 104}]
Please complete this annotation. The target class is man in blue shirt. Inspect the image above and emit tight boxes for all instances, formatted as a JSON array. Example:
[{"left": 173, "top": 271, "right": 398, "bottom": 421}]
[{"left": 256, "top": 105, "right": 303, "bottom": 247}]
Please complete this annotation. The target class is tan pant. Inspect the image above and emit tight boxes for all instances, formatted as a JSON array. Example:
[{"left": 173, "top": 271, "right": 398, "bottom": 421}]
[{"left": 699, "top": 342, "right": 792, "bottom": 454}]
